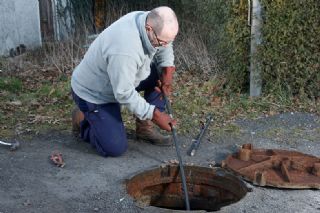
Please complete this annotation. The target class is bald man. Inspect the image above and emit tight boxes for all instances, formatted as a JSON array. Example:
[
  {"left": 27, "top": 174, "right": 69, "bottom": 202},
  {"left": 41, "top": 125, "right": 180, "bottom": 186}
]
[{"left": 71, "top": 6, "right": 179, "bottom": 157}]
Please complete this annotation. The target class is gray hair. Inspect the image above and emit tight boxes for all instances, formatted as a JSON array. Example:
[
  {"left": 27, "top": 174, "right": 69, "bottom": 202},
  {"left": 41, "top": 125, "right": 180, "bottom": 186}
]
[{"left": 147, "top": 6, "right": 178, "bottom": 35}]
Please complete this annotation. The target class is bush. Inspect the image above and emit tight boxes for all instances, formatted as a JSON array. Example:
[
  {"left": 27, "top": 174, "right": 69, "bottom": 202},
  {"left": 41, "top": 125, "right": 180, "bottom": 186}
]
[
  {"left": 179, "top": 0, "right": 250, "bottom": 92},
  {"left": 68, "top": 0, "right": 320, "bottom": 98},
  {"left": 180, "top": 0, "right": 320, "bottom": 97},
  {"left": 260, "top": 0, "right": 320, "bottom": 98}
]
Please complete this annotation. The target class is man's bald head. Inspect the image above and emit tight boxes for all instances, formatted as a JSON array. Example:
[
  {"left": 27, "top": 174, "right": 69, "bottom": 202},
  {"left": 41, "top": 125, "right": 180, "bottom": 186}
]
[{"left": 146, "top": 6, "right": 179, "bottom": 42}]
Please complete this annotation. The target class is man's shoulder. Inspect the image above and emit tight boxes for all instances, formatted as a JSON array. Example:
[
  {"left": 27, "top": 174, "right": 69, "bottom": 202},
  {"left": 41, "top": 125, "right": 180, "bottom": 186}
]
[
  {"left": 113, "top": 11, "right": 146, "bottom": 26},
  {"left": 90, "top": 11, "right": 150, "bottom": 63},
  {"left": 101, "top": 12, "right": 144, "bottom": 39}
]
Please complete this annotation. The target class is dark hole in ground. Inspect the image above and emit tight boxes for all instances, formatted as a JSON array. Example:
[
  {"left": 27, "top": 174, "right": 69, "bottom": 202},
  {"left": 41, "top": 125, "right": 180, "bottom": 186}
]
[{"left": 126, "top": 165, "right": 249, "bottom": 212}]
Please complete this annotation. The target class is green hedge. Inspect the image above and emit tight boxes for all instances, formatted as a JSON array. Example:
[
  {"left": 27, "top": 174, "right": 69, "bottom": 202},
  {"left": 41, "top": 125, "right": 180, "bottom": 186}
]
[
  {"left": 260, "top": 0, "right": 320, "bottom": 98},
  {"left": 180, "top": 0, "right": 320, "bottom": 97}
]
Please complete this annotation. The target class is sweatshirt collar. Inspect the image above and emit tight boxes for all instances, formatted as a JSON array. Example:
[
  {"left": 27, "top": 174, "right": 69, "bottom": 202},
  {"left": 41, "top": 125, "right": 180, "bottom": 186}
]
[{"left": 137, "top": 12, "right": 157, "bottom": 57}]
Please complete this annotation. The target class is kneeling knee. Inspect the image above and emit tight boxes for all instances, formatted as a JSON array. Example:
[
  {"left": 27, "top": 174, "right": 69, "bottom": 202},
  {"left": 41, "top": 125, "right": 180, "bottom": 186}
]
[
  {"left": 97, "top": 143, "right": 128, "bottom": 157},
  {"left": 107, "top": 146, "right": 127, "bottom": 157}
]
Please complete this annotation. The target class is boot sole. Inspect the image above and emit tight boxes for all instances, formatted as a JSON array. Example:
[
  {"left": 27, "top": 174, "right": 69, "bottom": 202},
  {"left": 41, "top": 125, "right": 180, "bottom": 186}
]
[{"left": 136, "top": 135, "right": 172, "bottom": 147}]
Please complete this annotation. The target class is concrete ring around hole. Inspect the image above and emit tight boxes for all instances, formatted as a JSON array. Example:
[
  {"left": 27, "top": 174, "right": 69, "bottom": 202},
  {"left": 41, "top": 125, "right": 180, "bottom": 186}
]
[{"left": 125, "top": 164, "right": 249, "bottom": 212}]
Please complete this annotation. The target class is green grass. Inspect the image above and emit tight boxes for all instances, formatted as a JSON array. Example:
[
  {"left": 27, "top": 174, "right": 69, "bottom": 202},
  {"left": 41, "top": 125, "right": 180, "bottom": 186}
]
[
  {"left": 0, "top": 73, "right": 73, "bottom": 138},
  {"left": 0, "top": 49, "right": 319, "bottom": 139},
  {"left": 0, "top": 77, "right": 23, "bottom": 93}
]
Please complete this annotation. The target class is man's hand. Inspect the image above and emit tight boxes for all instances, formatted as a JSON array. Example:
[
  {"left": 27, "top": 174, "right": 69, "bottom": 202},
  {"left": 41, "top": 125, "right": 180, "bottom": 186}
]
[
  {"left": 155, "top": 66, "right": 175, "bottom": 97},
  {"left": 152, "top": 108, "right": 176, "bottom": 131}
]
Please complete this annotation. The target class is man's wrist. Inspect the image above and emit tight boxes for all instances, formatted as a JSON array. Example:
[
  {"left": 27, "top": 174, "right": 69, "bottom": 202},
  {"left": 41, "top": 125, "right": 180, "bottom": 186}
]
[
  {"left": 162, "top": 66, "right": 175, "bottom": 75},
  {"left": 161, "top": 66, "right": 175, "bottom": 84}
]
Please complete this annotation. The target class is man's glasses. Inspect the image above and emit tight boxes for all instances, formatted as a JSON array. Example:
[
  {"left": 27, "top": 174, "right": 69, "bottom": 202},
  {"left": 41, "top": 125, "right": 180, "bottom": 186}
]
[{"left": 152, "top": 29, "right": 169, "bottom": 47}]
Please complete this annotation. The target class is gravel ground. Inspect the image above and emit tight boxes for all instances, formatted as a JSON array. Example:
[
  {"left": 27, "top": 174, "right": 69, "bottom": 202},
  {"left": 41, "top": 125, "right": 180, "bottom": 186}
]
[{"left": 0, "top": 112, "right": 319, "bottom": 213}]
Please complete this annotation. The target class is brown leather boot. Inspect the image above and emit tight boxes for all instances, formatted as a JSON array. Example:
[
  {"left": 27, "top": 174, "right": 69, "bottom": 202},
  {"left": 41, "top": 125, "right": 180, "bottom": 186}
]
[
  {"left": 72, "top": 106, "right": 84, "bottom": 134},
  {"left": 136, "top": 118, "right": 172, "bottom": 146}
]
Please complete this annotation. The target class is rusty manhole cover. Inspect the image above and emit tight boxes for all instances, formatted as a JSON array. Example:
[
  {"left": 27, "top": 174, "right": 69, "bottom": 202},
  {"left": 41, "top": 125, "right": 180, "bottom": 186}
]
[
  {"left": 222, "top": 144, "right": 320, "bottom": 189},
  {"left": 126, "top": 165, "right": 248, "bottom": 211}
]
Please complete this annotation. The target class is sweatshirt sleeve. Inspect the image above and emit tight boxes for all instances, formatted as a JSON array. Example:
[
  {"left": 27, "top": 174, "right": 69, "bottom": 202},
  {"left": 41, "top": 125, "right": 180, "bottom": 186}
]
[
  {"left": 106, "top": 54, "right": 155, "bottom": 120},
  {"left": 154, "top": 42, "right": 175, "bottom": 68}
]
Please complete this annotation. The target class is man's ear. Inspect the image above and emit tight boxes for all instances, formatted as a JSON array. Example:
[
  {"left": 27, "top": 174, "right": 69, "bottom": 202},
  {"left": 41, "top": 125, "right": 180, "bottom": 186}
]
[{"left": 145, "top": 24, "right": 152, "bottom": 32}]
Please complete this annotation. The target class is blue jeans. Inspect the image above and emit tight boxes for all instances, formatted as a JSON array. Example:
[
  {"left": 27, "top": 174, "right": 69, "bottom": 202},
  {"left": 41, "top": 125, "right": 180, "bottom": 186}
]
[{"left": 72, "top": 64, "right": 165, "bottom": 157}]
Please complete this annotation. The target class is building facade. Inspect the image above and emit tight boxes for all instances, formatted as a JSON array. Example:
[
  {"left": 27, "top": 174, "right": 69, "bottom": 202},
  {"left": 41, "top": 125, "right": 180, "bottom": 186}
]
[{"left": 0, "top": 0, "right": 73, "bottom": 56}]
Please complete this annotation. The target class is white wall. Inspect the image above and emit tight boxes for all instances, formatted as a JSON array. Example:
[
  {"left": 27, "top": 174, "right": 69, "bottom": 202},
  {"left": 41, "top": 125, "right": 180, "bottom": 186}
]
[{"left": 0, "top": 0, "right": 41, "bottom": 56}]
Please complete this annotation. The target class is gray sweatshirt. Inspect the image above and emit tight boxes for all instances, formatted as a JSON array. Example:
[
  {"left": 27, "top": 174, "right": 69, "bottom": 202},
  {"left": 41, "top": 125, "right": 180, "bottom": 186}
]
[{"left": 71, "top": 11, "right": 175, "bottom": 120}]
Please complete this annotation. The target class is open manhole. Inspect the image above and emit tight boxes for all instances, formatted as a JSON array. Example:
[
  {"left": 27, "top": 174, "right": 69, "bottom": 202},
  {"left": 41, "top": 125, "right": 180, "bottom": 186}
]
[{"left": 126, "top": 165, "right": 248, "bottom": 212}]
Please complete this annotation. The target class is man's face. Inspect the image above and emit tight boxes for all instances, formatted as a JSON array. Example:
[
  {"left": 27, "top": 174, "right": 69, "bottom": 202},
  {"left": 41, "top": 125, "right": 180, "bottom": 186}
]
[{"left": 146, "top": 25, "right": 175, "bottom": 48}]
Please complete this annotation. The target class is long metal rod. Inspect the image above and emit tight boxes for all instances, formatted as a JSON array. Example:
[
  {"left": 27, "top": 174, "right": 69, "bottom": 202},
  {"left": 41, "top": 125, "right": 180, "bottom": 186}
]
[
  {"left": 155, "top": 64, "right": 190, "bottom": 210},
  {"left": 187, "top": 114, "right": 212, "bottom": 156},
  {"left": 163, "top": 95, "right": 190, "bottom": 211}
]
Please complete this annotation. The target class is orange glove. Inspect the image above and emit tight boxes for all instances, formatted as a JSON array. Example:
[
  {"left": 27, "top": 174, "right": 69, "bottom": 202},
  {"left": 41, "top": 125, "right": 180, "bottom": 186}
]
[
  {"left": 155, "top": 66, "right": 175, "bottom": 97},
  {"left": 152, "top": 108, "right": 176, "bottom": 131}
]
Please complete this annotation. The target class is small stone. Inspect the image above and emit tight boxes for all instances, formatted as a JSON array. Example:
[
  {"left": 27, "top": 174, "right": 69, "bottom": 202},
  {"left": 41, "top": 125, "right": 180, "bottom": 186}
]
[
  {"left": 23, "top": 199, "right": 31, "bottom": 206},
  {"left": 169, "top": 159, "right": 179, "bottom": 164},
  {"left": 94, "top": 207, "right": 99, "bottom": 211},
  {"left": 208, "top": 161, "right": 216, "bottom": 167},
  {"left": 8, "top": 100, "right": 22, "bottom": 106}
]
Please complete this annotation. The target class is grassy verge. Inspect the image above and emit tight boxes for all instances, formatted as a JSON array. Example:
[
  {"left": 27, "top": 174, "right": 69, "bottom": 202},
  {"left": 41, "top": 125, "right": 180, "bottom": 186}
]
[
  {"left": 173, "top": 72, "right": 320, "bottom": 137},
  {"left": 0, "top": 72, "right": 73, "bottom": 138},
  {"left": 0, "top": 40, "right": 319, "bottom": 140}
]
